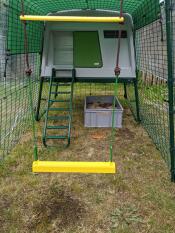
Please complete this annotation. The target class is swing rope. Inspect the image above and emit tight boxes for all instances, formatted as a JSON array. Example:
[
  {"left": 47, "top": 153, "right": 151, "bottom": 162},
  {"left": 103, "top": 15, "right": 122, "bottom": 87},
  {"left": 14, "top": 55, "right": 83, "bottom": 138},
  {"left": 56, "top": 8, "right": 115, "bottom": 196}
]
[
  {"left": 21, "top": 0, "right": 38, "bottom": 161},
  {"left": 110, "top": 0, "right": 123, "bottom": 162}
]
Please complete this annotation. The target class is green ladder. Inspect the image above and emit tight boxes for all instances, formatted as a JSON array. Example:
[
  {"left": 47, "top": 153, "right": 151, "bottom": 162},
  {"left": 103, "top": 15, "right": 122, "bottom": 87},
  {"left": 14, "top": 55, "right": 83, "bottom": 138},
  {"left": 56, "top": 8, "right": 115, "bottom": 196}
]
[{"left": 42, "top": 69, "right": 75, "bottom": 147}]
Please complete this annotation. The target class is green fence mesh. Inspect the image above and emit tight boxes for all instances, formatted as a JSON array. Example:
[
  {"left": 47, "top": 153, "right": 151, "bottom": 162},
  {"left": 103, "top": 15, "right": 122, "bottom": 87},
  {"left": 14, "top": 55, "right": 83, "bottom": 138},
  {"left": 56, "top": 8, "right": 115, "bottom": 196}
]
[
  {"left": 129, "top": 17, "right": 170, "bottom": 165},
  {"left": 126, "top": 0, "right": 175, "bottom": 178},
  {"left": 0, "top": 0, "right": 175, "bottom": 179},
  {"left": 173, "top": 7, "right": 175, "bottom": 180},
  {"left": 0, "top": 0, "right": 41, "bottom": 158},
  {"left": 8, "top": 0, "right": 43, "bottom": 54},
  {"left": 10, "top": 0, "right": 156, "bottom": 17}
]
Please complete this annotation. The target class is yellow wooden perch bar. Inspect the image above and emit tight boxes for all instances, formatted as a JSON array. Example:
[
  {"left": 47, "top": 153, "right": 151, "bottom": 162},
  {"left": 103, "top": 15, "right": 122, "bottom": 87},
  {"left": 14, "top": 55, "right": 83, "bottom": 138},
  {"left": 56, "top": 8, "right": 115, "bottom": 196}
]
[
  {"left": 20, "top": 15, "right": 124, "bottom": 23},
  {"left": 33, "top": 161, "right": 116, "bottom": 173}
]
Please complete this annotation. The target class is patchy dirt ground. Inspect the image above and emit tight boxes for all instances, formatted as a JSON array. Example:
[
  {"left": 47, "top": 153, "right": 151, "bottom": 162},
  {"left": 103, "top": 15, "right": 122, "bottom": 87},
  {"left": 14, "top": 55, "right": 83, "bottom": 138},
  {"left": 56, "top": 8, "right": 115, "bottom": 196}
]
[{"left": 0, "top": 93, "right": 175, "bottom": 233}]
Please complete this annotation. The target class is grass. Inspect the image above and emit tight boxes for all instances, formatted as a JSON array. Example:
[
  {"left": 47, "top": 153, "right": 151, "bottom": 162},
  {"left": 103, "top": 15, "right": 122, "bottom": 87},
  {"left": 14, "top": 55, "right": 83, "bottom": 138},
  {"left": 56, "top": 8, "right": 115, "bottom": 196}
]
[{"left": 0, "top": 86, "right": 175, "bottom": 233}]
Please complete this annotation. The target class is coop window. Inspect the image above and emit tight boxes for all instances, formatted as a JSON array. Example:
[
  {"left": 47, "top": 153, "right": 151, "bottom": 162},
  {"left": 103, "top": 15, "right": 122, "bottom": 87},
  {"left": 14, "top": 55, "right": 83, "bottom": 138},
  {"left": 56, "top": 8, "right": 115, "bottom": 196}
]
[{"left": 104, "top": 30, "right": 127, "bottom": 38}]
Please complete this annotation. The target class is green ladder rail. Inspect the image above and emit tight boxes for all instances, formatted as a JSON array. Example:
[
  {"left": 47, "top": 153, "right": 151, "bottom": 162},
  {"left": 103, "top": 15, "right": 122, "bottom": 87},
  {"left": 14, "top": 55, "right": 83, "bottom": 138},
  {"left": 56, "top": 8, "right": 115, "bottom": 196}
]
[{"left": 42, "top": 69, "right": 75, "bottom": 147}]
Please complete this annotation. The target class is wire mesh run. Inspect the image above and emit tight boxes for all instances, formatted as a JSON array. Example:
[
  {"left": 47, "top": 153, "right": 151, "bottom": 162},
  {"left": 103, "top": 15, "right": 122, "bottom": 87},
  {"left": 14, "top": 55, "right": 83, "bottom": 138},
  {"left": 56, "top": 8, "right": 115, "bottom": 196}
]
[
  {"left": 126, "top": 1, "right": 173, "bottom": 169},
  {"left": 173, "top": 7, "right": 175, "bottom": 153},
  {"left": 0, "top": 0, "right": 42, "bottom": 158},
  {"left": 0, "top": 0, "right": 175, "bottom": 180}
]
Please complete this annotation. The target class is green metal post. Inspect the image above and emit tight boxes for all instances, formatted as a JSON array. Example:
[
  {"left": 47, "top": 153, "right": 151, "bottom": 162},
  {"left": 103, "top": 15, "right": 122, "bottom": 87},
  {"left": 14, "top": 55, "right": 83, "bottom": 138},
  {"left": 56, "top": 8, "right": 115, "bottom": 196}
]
[
  {"left": 54, "top": 82, "right": 59, "bottom": 99},
  {"left": 68, "top": 76, "right": 74, "bottom": 146},
  {"left": 35, "top": 76, "right": 44, "bottom": 121},
  {"left": 123, "top": 82, "right": 127, "bottom": 99},
  {"left": 165, "top": 0, "right": 175, "bottom": 181},
  {"left": 28, "top": 77, "right": 38, "bottom": 161},
  {"left": 133, "top": 24, "right": 141, "bottom": 123},
  {"left": 42, "top": 76, "right": 53, "bottom": 147},
  {"left": 134, "top": 72, "right": 141, "bottom": 122}
]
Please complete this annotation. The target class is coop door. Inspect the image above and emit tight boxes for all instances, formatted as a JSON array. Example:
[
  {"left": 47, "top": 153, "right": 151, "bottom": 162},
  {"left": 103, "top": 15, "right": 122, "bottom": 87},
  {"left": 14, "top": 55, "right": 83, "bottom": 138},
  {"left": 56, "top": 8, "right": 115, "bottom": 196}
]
[
  {"left": 53, "top": 31, "right": 73, "bottom": 66},
  {"left": 73, "top": 31, "right": 102, "bottom": 68}
]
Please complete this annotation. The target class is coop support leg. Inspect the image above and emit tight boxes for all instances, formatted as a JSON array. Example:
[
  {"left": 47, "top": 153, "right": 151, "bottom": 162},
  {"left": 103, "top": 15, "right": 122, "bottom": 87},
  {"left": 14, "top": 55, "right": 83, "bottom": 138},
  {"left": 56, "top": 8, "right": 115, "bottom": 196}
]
[
  {"left": 35, "top": 76, "right": 44, "bottom": 121},
  {"left": 134, "top": 77, "right": 140, "bottom": 122},
  {"left": 165, "top": 0, "right": 175, "bottom": 182},
  {"left": 54, "top": 82, "right": 59, "bottom": 99},
  {"left": 123, "top": 82, "right": 127, "bottom": 99}
]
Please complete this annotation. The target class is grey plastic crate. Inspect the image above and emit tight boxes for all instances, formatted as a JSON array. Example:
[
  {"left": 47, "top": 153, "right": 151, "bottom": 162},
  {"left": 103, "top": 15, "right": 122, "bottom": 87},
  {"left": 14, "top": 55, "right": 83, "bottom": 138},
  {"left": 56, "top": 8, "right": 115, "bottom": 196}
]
[{"left": 84, "top": 96, "right": 123, "bottom": 128}]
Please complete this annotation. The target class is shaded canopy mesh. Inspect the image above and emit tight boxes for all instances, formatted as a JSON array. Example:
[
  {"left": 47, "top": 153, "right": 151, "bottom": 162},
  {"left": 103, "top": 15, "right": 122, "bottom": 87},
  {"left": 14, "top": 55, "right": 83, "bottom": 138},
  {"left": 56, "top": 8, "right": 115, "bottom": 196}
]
[
  {"left": 10, "top": 0, "right": 160, "bottom": 28},
  {"left": 8, "top": 0, "right": 160, "bottom": 54}
]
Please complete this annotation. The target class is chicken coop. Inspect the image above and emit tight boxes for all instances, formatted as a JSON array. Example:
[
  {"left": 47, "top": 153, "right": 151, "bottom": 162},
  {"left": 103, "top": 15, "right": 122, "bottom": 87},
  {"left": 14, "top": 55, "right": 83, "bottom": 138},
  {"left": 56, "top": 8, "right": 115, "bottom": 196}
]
[{"left": 0, "top": 0, "right": 175, "bottom": 179}]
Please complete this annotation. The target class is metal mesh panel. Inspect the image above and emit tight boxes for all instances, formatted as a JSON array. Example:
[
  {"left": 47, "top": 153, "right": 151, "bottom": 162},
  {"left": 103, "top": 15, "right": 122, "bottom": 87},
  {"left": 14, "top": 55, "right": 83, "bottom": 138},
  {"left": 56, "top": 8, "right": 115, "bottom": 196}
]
[
  {"left": 172, "top": 4, "right": 175, "bottom": 135},
  {"left": 0, "top": 0, "right": 43, "bottom": 159},
  {"left": 171, "top": 1, "right": 175, "bottom": 180},
  {"left": 127, "top": 1, "right": 172, "bottom": 167},
  {"left": 125, "top": 81, "right": 137, "bottom": 119},
  {"left": 74, "top": 83, "right": 115, "bottom": 98},
  {"left": 11, "top": 0, "right": 150, "bottom": 15},
  {"left": 8, "top": 0, "right": 44, "bottom": 54},
  {"left": 133, "top": 0, "right": 160, "bottom": 29},
  {"left": 11, "top": 0, "right": 160, "bottom": 29},
  {"left": 0, "top": 1, "right": 7, "bottom": 80}
]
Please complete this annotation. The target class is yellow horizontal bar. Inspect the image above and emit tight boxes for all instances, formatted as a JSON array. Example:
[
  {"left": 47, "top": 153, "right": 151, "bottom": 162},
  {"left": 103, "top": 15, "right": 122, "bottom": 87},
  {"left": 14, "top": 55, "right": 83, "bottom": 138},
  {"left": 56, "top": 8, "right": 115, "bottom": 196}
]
[
  {"left": 20, "top": 15, "right": 124, "bottom": 23},
  {"left": 33, "top": 161, "right": 116, "bottom": 173}
]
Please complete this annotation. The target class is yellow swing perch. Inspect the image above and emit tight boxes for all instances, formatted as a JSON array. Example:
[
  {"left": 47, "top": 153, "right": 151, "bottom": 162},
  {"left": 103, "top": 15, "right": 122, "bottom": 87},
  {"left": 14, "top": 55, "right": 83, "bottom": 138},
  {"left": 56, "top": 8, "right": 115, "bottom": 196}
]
[
  {"left": 33, "top": 161, "right": 116, "bottom": 173},
  {"left": 21, "top": 9, "right": 124, "bottom": 174}
]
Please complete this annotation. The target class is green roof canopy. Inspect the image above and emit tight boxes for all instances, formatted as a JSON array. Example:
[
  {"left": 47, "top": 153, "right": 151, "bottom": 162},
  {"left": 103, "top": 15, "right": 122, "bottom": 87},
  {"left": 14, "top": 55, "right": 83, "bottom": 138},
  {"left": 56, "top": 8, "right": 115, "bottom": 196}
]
[
  {"left": 8, "top": 0, "right": 160, "bottom": 53},
  {"left": 11, "top": 0, "right": 160, "bottom": 27}
]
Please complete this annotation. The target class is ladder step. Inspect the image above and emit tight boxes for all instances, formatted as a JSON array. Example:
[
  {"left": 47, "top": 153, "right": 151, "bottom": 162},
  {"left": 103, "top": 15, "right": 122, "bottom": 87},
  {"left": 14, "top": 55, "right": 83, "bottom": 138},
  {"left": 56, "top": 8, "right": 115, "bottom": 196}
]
[
  {"left": 51, "top": 83, "right": 71, "bottom": 87},
  {"left": 51, "top": 91, "right": 71, "bottom": 94},
  {"left": 59, "top": 83, "right": 71, "bottom": 86},
  {"left": 51, "top": 92, "right": 71, "bottom": 95},
  {"left": 48, "top": 108, "right": 70, "bottom": 111},
  {"left": 46, "top": 135, "right": 67, "bottom": 140},
  {"left": 47, "top": 125, "right": 69, "bottom": 129},
  {"left": 33, "top": 161, "right": 116, "bottom": 173},
  {"left": 47, "top": 116, "right": 69, "bottom": 121},
  {"left": 49, "top": 99, "right": 70, "bottom": 103},
  {"left": 42, "top": 73, "right": 74, "bottom": 148}
]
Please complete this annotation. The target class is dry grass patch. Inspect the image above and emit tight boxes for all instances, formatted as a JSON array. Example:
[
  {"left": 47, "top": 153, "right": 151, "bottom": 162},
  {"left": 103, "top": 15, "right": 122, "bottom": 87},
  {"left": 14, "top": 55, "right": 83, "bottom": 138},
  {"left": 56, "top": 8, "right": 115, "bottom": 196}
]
[{"left": 0, "top": 94, "right": 175, "bottom": 233}]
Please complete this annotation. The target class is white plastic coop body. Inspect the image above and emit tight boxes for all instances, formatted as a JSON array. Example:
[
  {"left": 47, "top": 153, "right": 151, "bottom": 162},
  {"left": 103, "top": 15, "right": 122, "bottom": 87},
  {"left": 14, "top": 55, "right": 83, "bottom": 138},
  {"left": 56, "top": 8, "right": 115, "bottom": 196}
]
[{"left": 41, "top": 10, "right": 136, "bottom": 80}]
